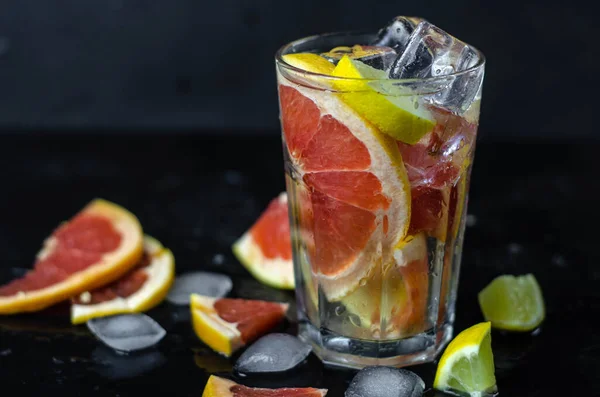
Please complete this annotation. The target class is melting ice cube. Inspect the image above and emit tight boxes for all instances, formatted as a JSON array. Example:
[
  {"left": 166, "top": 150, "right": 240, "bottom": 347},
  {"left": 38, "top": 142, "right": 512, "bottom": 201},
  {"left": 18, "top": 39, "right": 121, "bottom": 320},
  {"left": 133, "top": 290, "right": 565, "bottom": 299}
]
[
  {"left": 371, "top": 16, "right": 426, "bottom": 53},
  {"left": 387, "top": 20, "right": 484, "bottom": 114},
  {"left": 166, "top": 271, "right": 232, "bottom": 305},
  {"left": 87, "top": 314, "right": 166, "bottom": 353},
  {"left": 234, "top": 333, "right": 312, "bottom": 374},
  {"left": 345, "top": 366, "right": 425, "bottom": 397}
]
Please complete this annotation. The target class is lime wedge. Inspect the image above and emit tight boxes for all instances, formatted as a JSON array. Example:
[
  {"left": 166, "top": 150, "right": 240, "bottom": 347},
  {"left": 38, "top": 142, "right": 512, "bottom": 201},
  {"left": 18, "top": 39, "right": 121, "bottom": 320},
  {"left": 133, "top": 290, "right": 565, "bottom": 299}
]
[
  {"left": 434, "top": 322, "right": 497, "bottom": 397},
  {"left": 332, "top": 56, "right": 436, "bottom": 144},
  {"left": 478, "top": 274, "right": 545, "bottom": 332}
]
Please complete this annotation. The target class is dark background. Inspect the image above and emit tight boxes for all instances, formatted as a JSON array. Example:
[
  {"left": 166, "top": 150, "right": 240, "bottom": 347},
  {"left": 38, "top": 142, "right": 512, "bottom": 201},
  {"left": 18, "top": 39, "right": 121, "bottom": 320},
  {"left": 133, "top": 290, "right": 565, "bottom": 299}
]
[
  {"left": 0, "top": 2, "right": 599, "bottom": 395},
  {"left": 0, "top": 0, "right": 596, "bottom": 140}
]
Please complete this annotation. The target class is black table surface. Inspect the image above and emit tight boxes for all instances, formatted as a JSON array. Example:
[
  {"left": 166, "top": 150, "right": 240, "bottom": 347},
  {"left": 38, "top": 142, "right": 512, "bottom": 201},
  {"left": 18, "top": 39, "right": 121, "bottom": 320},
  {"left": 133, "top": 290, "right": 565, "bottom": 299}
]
[{"left": 0, "top": 134, "right": 597, "bottom": 396}]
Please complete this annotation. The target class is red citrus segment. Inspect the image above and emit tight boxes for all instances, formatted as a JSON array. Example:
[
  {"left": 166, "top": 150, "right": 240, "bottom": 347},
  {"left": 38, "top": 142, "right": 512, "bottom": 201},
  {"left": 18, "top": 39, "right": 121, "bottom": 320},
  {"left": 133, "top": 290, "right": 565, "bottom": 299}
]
[
  {"left": 392, "top": 256, "right": 429, "bottom": 334},
  {"left": 231, "top": 385, "right": 325, "bottom": 397},
  {"left": 249, "top": 196, "right": 292, "bottom": 261},
  {"left": 303, "top": 172, "right": 389, "bottom": 211},
  {"left": 279, "top": 85, "right": 320, "bottom": 158},
  {"left": 54, "top": 214, "right": 122, "bottom": 253},
  {"left": 214, "top": 298, "right": 287, "bottom": 343},
  {"left": 279, "top": 84, "right": 392, "bottom": 282},
  {"left": 408, "top": 186, "right": 446, "bottom": 236},
  {"left": 311, "top": 190, "right": 376, "bottom": 276},
  {"left": 72, "top": 253, "right": 151, "bottom": 305},
  {"left": 0, "top": 214, "right": 122, "bottom": 297},
  {"left": 300, "top": 115, "right": 371, "bottom": 172}
]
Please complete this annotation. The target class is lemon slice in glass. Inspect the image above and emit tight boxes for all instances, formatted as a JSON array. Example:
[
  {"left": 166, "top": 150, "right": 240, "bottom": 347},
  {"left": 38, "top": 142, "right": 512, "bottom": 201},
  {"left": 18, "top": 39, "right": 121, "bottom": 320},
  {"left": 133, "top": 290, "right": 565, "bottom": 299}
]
[
  {"left": 434, "top": 322, "right": 497, "bottom": 397},
  {"left": 332, "top": 56, "right": 436, "bottom": 144},
  {"left": 478, "top": 273, "right": 545, "bottom": 332}
]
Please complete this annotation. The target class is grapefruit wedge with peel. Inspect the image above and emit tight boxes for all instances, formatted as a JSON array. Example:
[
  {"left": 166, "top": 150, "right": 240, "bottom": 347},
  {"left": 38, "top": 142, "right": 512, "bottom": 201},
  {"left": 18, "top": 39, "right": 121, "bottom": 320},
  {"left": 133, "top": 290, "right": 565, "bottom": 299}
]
[
  {"left": 278, "top": 56, "right": 411, "bottom": 301},
  {"left": 233, "top": 193, "right": 294, "bottom": 290},
  {"left": 191, "top": 294, "right": 288, "bottom": 357},
  {"left": 0, "top": 199, "right": 143, "bottom": 314},
  {"left": 70, "top": 236, "right": 175, "bottom": 324},
  {"left": 203, "top": 375, "right": 327, "bottom": 397}
]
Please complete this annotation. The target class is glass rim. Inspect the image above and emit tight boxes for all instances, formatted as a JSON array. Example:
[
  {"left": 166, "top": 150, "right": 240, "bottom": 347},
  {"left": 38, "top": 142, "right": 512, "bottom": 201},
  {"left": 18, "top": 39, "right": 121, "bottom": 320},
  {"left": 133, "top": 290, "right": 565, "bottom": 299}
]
[{"left": 275, "top": 30, "right": 486, "bottom": 84}]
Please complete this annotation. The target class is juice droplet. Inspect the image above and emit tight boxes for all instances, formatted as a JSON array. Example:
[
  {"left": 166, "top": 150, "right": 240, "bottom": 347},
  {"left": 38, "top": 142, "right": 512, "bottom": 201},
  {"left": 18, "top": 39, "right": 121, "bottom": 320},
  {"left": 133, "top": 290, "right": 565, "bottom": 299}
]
[
  {"left": 359, "top": 278, "right": 368, "bottom": 287},
  {"left": 335, "top": 306, "right": 346, "bottom": 316}
]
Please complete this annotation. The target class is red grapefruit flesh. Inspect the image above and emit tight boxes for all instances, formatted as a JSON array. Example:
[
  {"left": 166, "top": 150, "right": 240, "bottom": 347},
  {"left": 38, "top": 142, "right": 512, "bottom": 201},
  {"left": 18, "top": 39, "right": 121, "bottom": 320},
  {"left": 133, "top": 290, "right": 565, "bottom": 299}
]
[
  {"left": 278, "top": 83, "right": 410, "bottom": 300},
  {"left": 0, "top": 199, "right": 144, "bottom": 314},
  {"left": 70, "top": 236, "right": 175, "bottom": 324},
  {"left": 73, "top": 253, "right": 150, "bottom": 305},
  {"left": 214, "top": 298, "right": 289, "bottom": 343},
  {"left": 191, "top": 294, "right": 288, "bottom": 356},
  {"left": 202, "top": 375, "right": 327, "bottom": 397},
  {"left": 233, "top": 193, "right": 294, "bottom": 289},
  {"left": 399, "top": 107, "right": 476, "bottom": 240}
]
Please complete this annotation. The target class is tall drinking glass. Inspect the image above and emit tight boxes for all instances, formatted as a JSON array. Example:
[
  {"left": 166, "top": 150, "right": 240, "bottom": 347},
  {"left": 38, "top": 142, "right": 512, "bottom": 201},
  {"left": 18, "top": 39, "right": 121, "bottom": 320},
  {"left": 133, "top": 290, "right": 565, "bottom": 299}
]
[{"left": 275, "top": 28, "right": 484, "bottom": 368}]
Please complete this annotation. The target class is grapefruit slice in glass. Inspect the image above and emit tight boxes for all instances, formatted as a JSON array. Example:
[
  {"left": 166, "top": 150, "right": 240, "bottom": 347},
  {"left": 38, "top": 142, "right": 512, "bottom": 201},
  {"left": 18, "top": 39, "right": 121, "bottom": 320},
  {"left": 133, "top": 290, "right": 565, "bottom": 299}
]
[
  {"left": 202, "top": 375, "right": 327, "bottom": 397},
  {"left": 278, "top": 70, "right": 411, "bottom": 301},
  {"left": 0, "top": 199, "right": 144, "bottom": 314},
  {"left": 70, "top": 235, "right": 175, "bottom": 324},
  {"left": 233, "top": 193, "right": 294, "bottom": 290},
  {"left": 191, "top": 294, "right": 288, "bottom": 357},
  {"left": 340, "top": 233, "right": 429, "bottom": 338}
]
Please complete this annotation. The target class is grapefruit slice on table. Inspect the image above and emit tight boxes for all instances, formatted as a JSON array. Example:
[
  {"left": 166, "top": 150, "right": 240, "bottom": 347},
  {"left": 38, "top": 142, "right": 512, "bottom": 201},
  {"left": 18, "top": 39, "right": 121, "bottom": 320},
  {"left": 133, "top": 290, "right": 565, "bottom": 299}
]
[
  {"left": 70, "top": 235, "right": 175, "bottom": 324},
  {"left": 278, "top": 55, "right": 411, "bottom": 301},
  {"left": 191, "top": 294, "right": 288, "bottom": 357},
  {"left": 0, "top": 199, "right": 144, "bottom": 314},
  {"left": 203, "top": 375, "right": 327, "bottom": 397},
  {"left": 233, "top": 193, "right": 294, "bottom": 290}
]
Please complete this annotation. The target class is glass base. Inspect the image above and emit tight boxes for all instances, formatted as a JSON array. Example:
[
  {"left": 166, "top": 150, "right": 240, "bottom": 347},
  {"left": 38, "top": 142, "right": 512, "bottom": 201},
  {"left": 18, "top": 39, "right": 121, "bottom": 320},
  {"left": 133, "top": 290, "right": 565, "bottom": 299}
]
[{"left": 298, "top": 321, "right": 453, "bottom": 369}]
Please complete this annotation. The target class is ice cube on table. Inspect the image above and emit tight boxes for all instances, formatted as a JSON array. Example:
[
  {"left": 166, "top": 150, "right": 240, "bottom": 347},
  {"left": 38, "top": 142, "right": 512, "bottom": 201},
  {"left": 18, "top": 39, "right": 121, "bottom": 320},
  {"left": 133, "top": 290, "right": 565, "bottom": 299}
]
[
  {"left": 234, "top": 333, "right": 312, "bottom": 373},
  {"left": 87, "top": 314, "right": 166, "bottom": 353},
  {"left": 345, "top": 366, "right": 425, "bottom": 397},
  {"left": 388, "top": 21, "right": 484, "bottom": 114},
  {"left": 166, "top": 271, "right": 232, "bottom": 305},
  {"left": 321, "top": 45, "right": 397, "bottom": 70},
  {"left": 371, "top": 16, "right": 426, "bottom": 53}
]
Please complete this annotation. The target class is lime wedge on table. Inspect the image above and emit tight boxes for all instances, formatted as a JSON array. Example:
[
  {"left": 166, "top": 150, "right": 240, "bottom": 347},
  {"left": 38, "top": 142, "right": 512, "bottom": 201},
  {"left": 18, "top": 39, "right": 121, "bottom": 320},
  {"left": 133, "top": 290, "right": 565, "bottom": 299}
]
[
  {"left": 332, "top": 56, "right": 436, "bottom": 144},
  {"left": 478, "top": 273, "right": 545, "bottom": 331},
  {"left": 434, "top": 322, "right": 497, "bottom": 397}
]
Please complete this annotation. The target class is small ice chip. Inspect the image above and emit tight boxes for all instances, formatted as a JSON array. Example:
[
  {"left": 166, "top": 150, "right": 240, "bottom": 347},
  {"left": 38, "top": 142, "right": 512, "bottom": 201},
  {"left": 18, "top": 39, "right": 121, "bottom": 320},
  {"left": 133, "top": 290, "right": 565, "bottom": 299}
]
[
  {"left": 466, "top": 214, "right": 477, "bottom": 227},
  {"left": 212, "top": 254, "right": 225, "bottom": 265},
  {"left": 87, "top": 314, "right": 166, "bottom": 352},
  {"left": 234, "top": 333, "right": 312, "bottom": 373},
  {"left": 166, "top": 271, "right": 232, "bottom": 305},
  {"left": 345, "top": 366, "right": 425, "bottom": 397},
  {"left": 507, "top": 243, "right": 523, "bottom": 255}
]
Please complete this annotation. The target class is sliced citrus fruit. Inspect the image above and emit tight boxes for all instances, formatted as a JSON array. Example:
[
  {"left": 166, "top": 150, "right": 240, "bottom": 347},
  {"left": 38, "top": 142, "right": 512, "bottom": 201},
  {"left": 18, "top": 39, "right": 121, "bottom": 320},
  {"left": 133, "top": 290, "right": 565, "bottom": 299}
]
[
  {"left": 478, "top": 274, "right": 545, "bottom": 332},
  {"left": 341, "top": 233, "right": 429, "bottom": 338},
  {"left": 332, "top": 56, "right": 436, "bottom": 144},
  {"left": 278, "top": 57, "right": 411, "bottom": 301},
  {"left": 434, "top": 322, "right": 497, "bottom": 397},
  {"left": 70, "top": 235, "right": 175, "bottom": 324},
  {"left": 202, "top": 375, "right": 327, "bottom": 397},
  {"left": 0, "top": 199, "right": 144, "bottom": 314},
  {"left": 233, "top": 193, "right": 294, "bottom": 290},
  {"left": 282, "top": 53, "right": 335, "bottom": 75},
  {"left": 190, "top": 294, "right": 288, "bottom": 357}
]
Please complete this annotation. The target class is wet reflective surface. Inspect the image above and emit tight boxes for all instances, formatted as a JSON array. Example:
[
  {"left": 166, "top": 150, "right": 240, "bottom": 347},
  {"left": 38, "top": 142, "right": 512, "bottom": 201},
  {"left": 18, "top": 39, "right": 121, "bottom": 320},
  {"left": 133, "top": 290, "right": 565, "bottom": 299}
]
[{"left": 0, "top": 135, "right": 598, "bottom": 396}]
